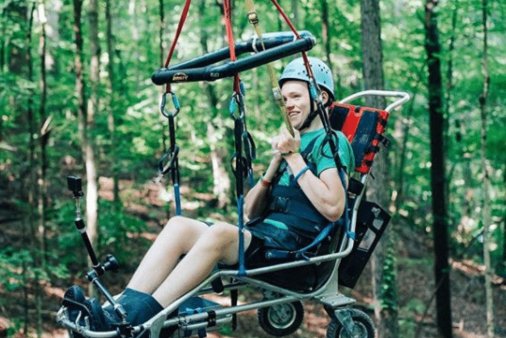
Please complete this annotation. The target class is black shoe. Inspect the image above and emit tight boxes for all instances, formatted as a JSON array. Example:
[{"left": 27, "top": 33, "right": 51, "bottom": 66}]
[
  {"left": 62, "top": 285, "right": 111, "bottom": 331},
  {"left": 104, "top": 288, "right": 179, "bottom": 337},
  {"left": 62, "top": 285, "right": 88, "bottom": 323},
  {"left": 85, "top": 298, "right": 110, "bottom": 331},
  {"left": 104, "top": 288, "right": 164, "bottom": 325}
]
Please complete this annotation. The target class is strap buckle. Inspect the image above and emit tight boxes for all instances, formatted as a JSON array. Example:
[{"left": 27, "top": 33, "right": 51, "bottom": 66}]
[
  {"left": 154, "top": 146, "right": 180, "bottom": 183},
  {"left": 271, "top": 196, "right": 289, "bottom": 213}
]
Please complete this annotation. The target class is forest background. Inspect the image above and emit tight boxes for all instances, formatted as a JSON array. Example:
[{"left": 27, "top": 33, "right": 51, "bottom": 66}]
[{"left": 0, "top": 0, "right": 505, "bottom": 337}]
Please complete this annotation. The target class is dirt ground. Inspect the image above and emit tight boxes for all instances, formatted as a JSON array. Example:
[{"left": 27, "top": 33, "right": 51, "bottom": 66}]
[
  {"left": 1, "top": 180, "right": 505, "bottom": 338},
  {"left": 2, "top": 237, "right": 504, "bottom": 338}
]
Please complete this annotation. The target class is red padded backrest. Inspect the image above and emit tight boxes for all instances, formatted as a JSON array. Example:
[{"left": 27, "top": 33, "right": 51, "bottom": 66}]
[{"left": 329, "top": 102, "right": 389, "bottom": 174}]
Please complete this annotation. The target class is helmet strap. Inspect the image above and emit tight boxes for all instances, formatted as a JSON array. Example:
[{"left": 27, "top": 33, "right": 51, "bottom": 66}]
[
  {"left": 298, "top": 98, "right": 318, "bottom": 131},
  {"left": 297, "top": 83, "right": 320, "bottom": 131}
]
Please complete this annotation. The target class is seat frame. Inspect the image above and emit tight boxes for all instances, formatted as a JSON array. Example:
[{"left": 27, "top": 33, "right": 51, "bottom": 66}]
[{"left": 57, "top": 90, "right": 410, "bottom": 338}]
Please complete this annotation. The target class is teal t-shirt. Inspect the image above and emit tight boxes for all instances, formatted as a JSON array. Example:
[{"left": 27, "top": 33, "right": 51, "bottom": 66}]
[
  {"left": 276, "top": 128, "right": 355, "bottom": 186},
  {"left": 261, "top": 128, "right": 354, "bottom": 232}
]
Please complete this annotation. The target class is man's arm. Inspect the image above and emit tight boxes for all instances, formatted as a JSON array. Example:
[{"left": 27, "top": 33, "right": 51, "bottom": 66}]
[
  {"left": 283, "top": 153, "right": 345, "bottom": 222},
  {"left": 244, "top": 153, "right": 282, "bottom": 220}
]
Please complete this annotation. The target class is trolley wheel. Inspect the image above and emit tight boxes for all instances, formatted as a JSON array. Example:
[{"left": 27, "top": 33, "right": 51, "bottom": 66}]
[
  {"left": 326, "top": 308, "right": 375, "bottom": 338},
  {"left": 257, "top": 301, "right": 304, "bottom": 337}
]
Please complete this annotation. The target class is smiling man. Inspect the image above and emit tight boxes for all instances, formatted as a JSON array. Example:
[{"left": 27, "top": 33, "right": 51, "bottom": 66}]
[
  {"left": 244, "top": 57, "right": 355, "bottom": 248},
  {"left": 62, "top": 57, "right": 355, "bottom": 333}
]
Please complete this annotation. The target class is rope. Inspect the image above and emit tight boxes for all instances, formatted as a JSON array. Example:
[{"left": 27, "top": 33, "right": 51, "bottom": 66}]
[
  {"left": 159, "top": 0, "right": 192, "bottom": 215},
  {"left": 224, "top": 0, "right": 247, "bottom": 276},
  {"left": 270, "top": 0, "right": 321, "bottom": 101},
  {"left": 245, "top": 0, "right": 294, "bottom": 136},
  {"left": 163, "top": 0, "right": 192, "bottom": 93},
  {"left": 223, "top": 0, "right": 241, "bottom": 93}
]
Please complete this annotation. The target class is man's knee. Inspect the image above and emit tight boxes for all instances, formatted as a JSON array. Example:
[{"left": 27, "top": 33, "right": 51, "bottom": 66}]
[
  {"left": 206, "top": 223, "right": 236, "bottom": 245},
  {"left": 165, "top": 215, "right": 187, "bottom": 228}
]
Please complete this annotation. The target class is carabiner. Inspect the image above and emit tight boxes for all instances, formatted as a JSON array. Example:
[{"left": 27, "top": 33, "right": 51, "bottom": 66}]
[
  {"left": 229, "top": 93, "right": 245, "bottom": 120},
  {"left": 160, "top": 91, "right": 181, "bottom": 118}
]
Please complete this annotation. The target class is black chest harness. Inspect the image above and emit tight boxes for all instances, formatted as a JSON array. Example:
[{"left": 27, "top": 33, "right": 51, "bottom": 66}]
[
  {"left": 261, "top": 133, "right": 349, "bottom": 260},
  {"left": 266, "top": 136, "right": 326, "bottom": 237}
]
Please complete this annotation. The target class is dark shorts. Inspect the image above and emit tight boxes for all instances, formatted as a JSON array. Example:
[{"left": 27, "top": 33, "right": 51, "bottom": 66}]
[
  {"left": 203, "top": 218, "right": 311, "bottom": 268},
  {"left": 202, "top": 219, "right": 331, "bottom": 292}
]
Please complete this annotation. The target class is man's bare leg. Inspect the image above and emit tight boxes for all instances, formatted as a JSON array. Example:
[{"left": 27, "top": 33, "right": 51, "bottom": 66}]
[
  {"left": 152, "top": 222, "right": 252, "bottom": 307},
  {"left": 127, "top": 216, "right": 209, "bottom": 294}
]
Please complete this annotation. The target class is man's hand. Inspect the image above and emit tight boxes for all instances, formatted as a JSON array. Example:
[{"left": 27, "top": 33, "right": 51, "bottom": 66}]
[{"left": 274, "top": 127, "right": 300, "bottom": 156}]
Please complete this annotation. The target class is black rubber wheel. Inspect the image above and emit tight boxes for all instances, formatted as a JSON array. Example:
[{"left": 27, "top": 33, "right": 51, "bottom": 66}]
[
  {"left": 257, "top": 301, "right": 304, "bottom": 337},
  {"left": 326, "top": 308, "right": 375, "bottom": 338}
]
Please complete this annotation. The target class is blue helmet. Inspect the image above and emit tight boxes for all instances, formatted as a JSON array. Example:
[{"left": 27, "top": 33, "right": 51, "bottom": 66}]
[{"left": 279, "top": 57, "right": 334, "bottom": 100}]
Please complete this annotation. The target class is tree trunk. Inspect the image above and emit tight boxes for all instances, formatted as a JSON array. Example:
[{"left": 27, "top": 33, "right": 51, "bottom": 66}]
[
  {"left": 424, "top": 1, "right": 453, "bottom": 337},
  {"left": 129, "top": 0, "right": 141, "bottom": 90},
  {"left": 447, "top": 3, "right": 473, "bottom": 230},
  {"left": 86, "top": 0, "right": 100, "bottom": 252},
  {"left": 36, "top": 2, "right": 49, "bottom": 336},
  {"left": 25, "top": 3, "right": 38, "bottom": 335},
  {"left": 38, "top": 0, "right": 49, "bottom": 270},
  {"left": 158, "top": 0, "right": 165, "bottom": 67},
  {"left": 444, "top": 3, "right": 457, "bottom": 218},
  {"left": 320, "top": 0, "right": 341, "bottom": 99},
  {"left": 479, "top": 1, "right": 494, "bottom": 336},
  {"left": 200, "top": 0, "right": 230, "bottom": 208},
  {"left": 391, "top": 63, "right": 425, "bottom": 213},
  {"left": 72, "top": 0, "right": 87, "bottom": 264},
  {"left": 105, "top": 0, "right": 120, "bottom": 205},
  {"left": 360, "top": 0, "right": 398, "bottom": 336}
]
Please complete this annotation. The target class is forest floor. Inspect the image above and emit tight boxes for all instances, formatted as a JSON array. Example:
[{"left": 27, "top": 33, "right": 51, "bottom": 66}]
[{"left": 1, "top": 178, "right": 505, "bottom": 338}]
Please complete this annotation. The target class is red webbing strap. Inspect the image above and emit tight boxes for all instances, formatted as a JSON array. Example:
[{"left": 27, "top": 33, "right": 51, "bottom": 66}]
[
  {"left": 223, "top": 0, "right": 240, "bottom": 93},
  {"left": 270, "top": 0, "right": 300, "bottom": 38},
  {"left": 341, "top": 107, "right": 362, "bottom": 143},
  {"left": 357, "top": 109, "right": 389, "bottom": 174},
  {"left": 163, "top": 0, "right": 192, "bottom": 93},
  {"left": 270, "top": 0, "right": 316, "bottom": 83}
]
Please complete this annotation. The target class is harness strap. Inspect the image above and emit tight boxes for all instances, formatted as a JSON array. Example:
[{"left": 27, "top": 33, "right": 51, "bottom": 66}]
[
  {"left": 270, "top": 0, "right": 318, "bottom": 99},
  {"left": 265, "top": 167, "right": 352, "bottom": 261},
  {"left": 268, "top": 197, "right": 325, "bottom": 225},
  {"left": 163, "top": 0, "right": 192, "bottom": 93},
  {"left": 158, "top": 0, "right": 191, "bottom": 215},
  {"left": 223, "top": 0, "right": 241, "bottom": 93}
]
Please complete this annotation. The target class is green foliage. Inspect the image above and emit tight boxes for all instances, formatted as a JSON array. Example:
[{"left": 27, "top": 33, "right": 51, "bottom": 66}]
[
  {"left": 398, "top": 298, "right": 425, "bottom": 337},
  {"left": 0, "top": 0, "right": 505, "bottom": 335},
  {"left": 0, "top": 248, "right": 33, "bottom": 292},
  {"left": 97, "top": 200, "right": 147, "bottom": 263},
  {"left": 380, "top": 239, "right": 398, "bottom": 313}
]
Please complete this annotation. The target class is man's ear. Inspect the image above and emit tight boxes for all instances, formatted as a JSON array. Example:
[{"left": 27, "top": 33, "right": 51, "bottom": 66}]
[{"left": 321, "top": 90, "right": 330, "bottom": 105}]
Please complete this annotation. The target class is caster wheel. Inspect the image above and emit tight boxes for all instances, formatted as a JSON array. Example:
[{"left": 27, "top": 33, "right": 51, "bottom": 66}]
[
  {"left": 326, "top": 308, "right": 375, "bottom": 338},
  {"left": 257, "top": 301, "right": 304, "bottom": 336}
]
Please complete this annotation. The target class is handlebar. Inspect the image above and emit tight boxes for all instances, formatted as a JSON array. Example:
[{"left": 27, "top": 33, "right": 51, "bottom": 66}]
[
  {"left": 151, "top": 32, "right": 315, "bottom": 85},
  {"left": 339, "top": 90, "right": 410, "bottom": 113}
]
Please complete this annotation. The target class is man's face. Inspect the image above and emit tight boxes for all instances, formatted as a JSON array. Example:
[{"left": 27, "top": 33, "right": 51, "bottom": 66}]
[{"left": 281, "top": 80, "right": 311, "bottom": 130}]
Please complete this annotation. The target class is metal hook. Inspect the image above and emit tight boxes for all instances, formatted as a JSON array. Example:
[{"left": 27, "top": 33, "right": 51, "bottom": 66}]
[{"left": 160, "top": 91, "right": 181, "bottom": 118}]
